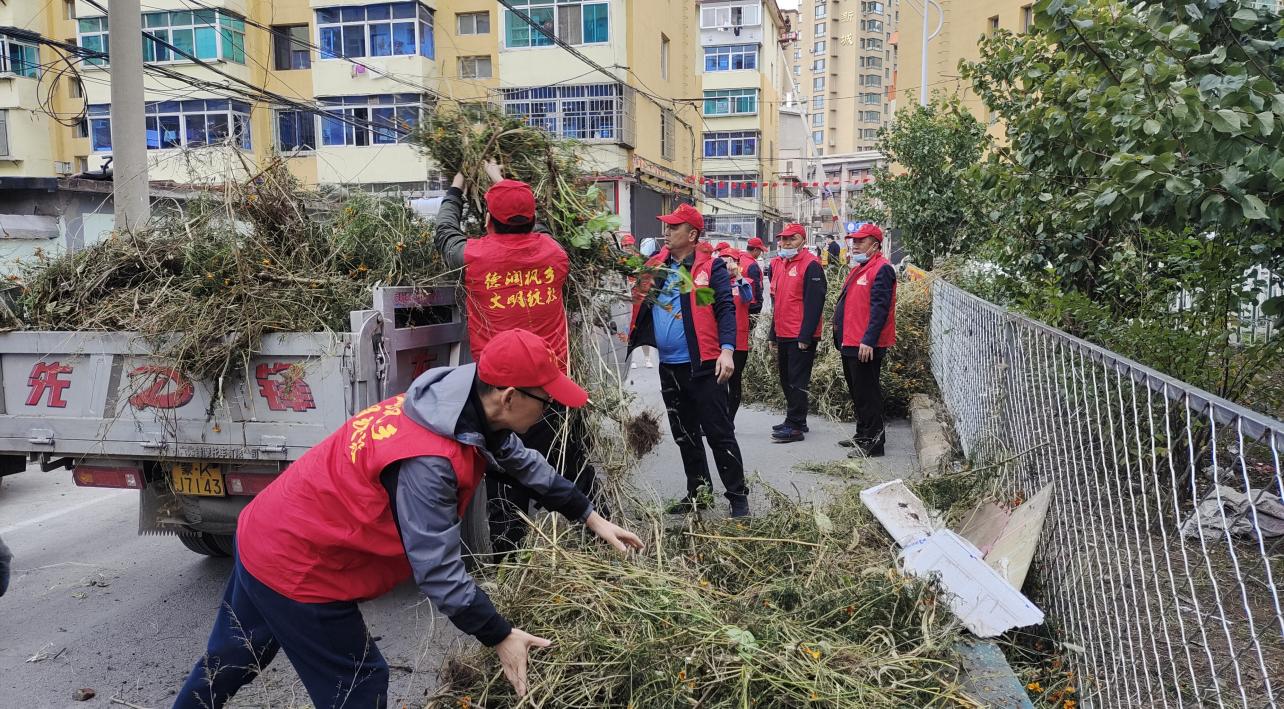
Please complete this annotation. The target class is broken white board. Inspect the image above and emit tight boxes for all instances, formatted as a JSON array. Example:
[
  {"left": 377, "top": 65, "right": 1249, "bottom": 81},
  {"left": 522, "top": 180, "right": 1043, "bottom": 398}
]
[
  {"left": 859, "top": 479, "right": 935, "bottom": 547},
  {"left": 957, "top": 484, "right": 1054, "bottom": 590},
  {"left": 900, "top": 530, "right": 1045, "bottom": 638}
]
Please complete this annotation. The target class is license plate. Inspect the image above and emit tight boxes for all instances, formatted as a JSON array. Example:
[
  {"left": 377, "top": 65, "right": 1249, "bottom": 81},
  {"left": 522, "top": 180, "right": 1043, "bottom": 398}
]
[{"left": 170, "top": 462, "right": 225, "bottom": 497}]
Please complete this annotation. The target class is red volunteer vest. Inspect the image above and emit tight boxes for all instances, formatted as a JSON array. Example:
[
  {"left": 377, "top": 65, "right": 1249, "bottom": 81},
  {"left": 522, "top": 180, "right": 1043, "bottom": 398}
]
[
  {"left": 237, "top": 394, "right": 485, "bottom": 603},
  {"left": 463, "top": 233, "right": 571, "bottom": 370},
  {"left": 770, "top": 249, "right": 823, "bottom": 340},
  {"left": 838, "top": 253, "right": 897, "bottom": 348},
  {"left": 731, "top": 253, "right": 756, "bottom": 351},
  {"left": 629, "top": 243, "right": 723, "bottom": 362}
]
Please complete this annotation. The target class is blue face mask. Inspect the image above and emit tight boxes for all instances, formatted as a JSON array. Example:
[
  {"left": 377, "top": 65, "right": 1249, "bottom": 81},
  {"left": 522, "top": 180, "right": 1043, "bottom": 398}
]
[
  {"left": 851, "top": 252, "right": 870, "bottom": 265},
  {"left": 778, "top": 248, "right": 799, "bottom": 259}
]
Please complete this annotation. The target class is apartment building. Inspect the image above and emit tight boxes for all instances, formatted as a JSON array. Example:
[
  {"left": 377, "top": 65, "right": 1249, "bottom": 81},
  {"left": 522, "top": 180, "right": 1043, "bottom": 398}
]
[
  {"left": 2, "top": 1, "right": 696, "bottom": 240},
  {"left": 697, "top": 0, "right": 789, "bottom": 241}
]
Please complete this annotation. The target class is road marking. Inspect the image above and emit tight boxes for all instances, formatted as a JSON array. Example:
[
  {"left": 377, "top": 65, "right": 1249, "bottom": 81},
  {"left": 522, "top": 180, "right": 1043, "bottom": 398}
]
[{"left": 0, "top": 491, "right": 131, "bottom": 535}]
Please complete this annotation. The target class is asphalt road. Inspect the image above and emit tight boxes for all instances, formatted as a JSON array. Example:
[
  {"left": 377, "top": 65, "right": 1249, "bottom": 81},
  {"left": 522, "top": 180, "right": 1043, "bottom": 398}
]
[{"left": 0, "top": 366, "right": 917, "bottom": 709}]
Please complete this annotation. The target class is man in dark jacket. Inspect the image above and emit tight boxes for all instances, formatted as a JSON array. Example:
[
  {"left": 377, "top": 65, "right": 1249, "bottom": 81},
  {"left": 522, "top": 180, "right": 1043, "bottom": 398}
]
[
  {"left": 174, "top": 330, "right": 644, "bottom": 708},
  {"left": 627, "top": 204, "right": 750, "bottom": 517},
  {"left": 744, "top": 237, "right": 766, "bottom": 316},
  {"left": 767, "top": 224, "right": 828, "bottom": 443},
  {"left": 833, "top": 223, "right": 898, "bottom": 456},
  {"left": 826, "top": 234, "right": 842, "bottom": 267},
  {"left": 433, "top": 161, "right": 605, "bottom": 553}
]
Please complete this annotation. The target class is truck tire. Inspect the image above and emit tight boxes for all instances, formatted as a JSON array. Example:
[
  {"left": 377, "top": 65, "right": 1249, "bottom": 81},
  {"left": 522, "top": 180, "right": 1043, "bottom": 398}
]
[{"left": 178, "top": 533, "right": 234, "bottom": 558}]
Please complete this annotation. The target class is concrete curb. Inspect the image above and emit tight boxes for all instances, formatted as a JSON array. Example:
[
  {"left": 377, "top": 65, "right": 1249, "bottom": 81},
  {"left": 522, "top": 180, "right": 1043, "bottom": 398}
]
[{"left": 909, "top": 393, "right": 952, "bottom": 473}]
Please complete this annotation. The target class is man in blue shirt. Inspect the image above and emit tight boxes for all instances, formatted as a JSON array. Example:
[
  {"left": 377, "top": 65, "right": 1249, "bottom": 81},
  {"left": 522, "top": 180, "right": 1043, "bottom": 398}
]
[{"left": 627, "top": 205, "right": 751, "bottom": 517}]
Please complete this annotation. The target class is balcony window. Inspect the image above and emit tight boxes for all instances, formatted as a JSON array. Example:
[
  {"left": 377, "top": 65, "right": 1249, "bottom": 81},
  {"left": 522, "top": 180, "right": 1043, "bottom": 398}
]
[
  {"left": 88, "top": 100, "right": 252, "bottom": 152},
  {"left": 77, "top": 16, "right": 108, "bottom": 65},
  {"left": 319, "top": 94, "right": 424, "bottom": 146},
  {"left": 272, "top": 25, "right": 311, "bottom": 70},
  {"left": 502, "top": 84, "right": 632, "bottom": 142},
  {"left": 700, "top": 4, "right": 760, "bottom": 29},
  {"left": 705, "top": 174, "right": 759, "bottom": 199},
  {"left": 0, "top": 35, "right": 40, "bottom": 78},
  {"left": 704, "top": 44, "right": 757, "bottom": 72},
  {"left": 276, "top": 109, "right": 317, "bottom": 152},
  {"left": 317, "top": 3, "right": 434, "bottom": 60},
  {"left": 506, "top": 1, "right": 609, "bottom": 48},
  {"left": 703, "top": 131, "right": 758, "bottom": 158},
  {"left": 134, "top": 10, "right": 246, "bottom": 64},
  {"left": 703, "top": 88, "right": 758, "bottom": 116}
]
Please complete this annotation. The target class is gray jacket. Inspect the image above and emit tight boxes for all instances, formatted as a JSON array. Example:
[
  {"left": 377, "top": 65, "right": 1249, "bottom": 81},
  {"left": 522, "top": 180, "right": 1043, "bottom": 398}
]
[
  {"left": 432, "top": 186, "right": 553, "bottom": 270},
  {"left": 387, "top": 363, "right": 592, "bottom": 646}
]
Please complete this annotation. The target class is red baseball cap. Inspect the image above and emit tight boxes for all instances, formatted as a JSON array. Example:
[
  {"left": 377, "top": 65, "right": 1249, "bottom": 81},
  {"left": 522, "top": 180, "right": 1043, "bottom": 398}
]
[
  {"left": 851, "top": 223, "right": 884, "bottom": 241},
  {"left": 485, "top": 179, "right": 536, "bottom": 227},
  {"left": 657, "top": 203, "right": 705, "bottom": 231},
  {"left": 778, "top": 223, "right": 807, "bottom": 239},
  {"left": 619, "top": 233, "right": 636, "bottom": 246},
  {"left": 478, "top": 329, "right": 588, "bottom": 408},
  {"left": 746, "top": 237, "right": 766, "bottom": 250},
  {"left": 721, "top": 248, "right": 742, "bottom": 259},
  {"left": 715, "top": 241, "right": 731, "bottom": 252}
]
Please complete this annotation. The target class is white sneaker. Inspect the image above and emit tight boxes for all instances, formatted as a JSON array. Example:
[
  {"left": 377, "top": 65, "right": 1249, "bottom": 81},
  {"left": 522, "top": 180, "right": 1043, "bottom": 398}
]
[
  {"left": 631, "top": 362, "right": 638, "bottom": 369},
  {"left": 645, "top": 360, "right": 653, "bottom": 368}
]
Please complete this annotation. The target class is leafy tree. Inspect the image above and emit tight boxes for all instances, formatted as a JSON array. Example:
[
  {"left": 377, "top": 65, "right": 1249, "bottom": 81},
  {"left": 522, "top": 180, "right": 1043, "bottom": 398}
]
[{"left": 850, "top": 99, "right": 989, "bottom": 268}]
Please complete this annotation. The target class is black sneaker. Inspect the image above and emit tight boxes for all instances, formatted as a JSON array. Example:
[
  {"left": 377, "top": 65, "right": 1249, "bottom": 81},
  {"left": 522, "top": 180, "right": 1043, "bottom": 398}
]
[
  {"left": 839, "top": 437, "right": 859, "bottom": 448},
  {"left": 666, "top": 497, "right": 711, "bottom": 514},
  {"left": 773, "top": 423, "right": 808, "bottom": 433},
  {"left": 772, "top": 427, "right": 805, "bottom": 443},
  {"left": 729, "top": 497, "right": 751, "bottom": 518}
]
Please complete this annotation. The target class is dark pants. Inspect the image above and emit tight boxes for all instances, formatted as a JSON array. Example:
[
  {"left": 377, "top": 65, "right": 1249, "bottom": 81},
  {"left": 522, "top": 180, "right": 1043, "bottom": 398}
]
[
  {"left": 488, "top": 407, "right": 601, "bottom": 555},
  {"left": 727, "top": 349, "right": 749, "bottom": 420},
  {"left": 842, "top": 349, "right": 887, "bottom": 444},
  {"left": 659, "top": 362, "right": 748, "bottom": 502},
  {"left": 777, "top": 341, "right": 818, "bottom": 428},
  {"left": 174, "top": 553, "right": 388, "bottom": 709}
]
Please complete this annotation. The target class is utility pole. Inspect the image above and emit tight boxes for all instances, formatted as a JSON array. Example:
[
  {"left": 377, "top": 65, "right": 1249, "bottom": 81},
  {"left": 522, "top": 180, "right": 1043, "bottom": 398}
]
[
  {"left": 911, "top": 0, "right": 944, "bottom": 106},
  {"left": 108, "top": 0, "right": 150, "bottom": 229}
]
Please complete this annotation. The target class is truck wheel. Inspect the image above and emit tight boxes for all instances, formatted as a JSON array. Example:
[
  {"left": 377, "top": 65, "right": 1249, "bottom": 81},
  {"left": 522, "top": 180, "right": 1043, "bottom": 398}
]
[{"left": 178, "top": 533, "right": 233, "bottom": 558}]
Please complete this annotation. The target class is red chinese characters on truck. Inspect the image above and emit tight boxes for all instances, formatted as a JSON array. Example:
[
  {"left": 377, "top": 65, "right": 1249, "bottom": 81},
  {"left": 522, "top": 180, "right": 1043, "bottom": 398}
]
[
  {"left": 129, "top": 367, "right": 195, "bottom": 410},
  {"left": 255, "top": 363, "right": 316, "bottom": 412},
  {"left": 26, "top": 362, "right": 74, "bottom": 408}
]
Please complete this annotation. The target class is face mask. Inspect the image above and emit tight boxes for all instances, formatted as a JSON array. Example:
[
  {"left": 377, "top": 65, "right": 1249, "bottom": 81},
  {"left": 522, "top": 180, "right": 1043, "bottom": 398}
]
[
  {"left": 851, "top": 252, "right": 870, "bottom": 265},
  {"left": 778, "top": 248, "right": 799, "bottom": 259},
  {"left": 639, "top": 238, "right": 659, "bottom": 258}
]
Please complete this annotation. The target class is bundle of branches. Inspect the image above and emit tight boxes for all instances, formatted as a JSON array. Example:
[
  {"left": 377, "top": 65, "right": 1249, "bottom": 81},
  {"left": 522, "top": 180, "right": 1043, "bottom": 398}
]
[
  {"left": 429, "top": 486, "right": 964, "bottom": 707},
  {"left": 742, "top": 270, "right": 938, "bottom": 421},
  {"left": 3, "top": 161, "right": 448, "bottom": 380}
]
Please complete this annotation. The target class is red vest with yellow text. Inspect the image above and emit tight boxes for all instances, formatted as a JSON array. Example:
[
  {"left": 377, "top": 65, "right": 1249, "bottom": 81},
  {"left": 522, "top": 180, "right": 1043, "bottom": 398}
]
[
  {"left": 464, "top": 233, "right": 570, "bottom": 370},
  {"left": 237, "top": 395, "right": 485, "bottom": 603},
  {"left": 838, "top": 253, "right": 898, "bottom": 348},
  {"left": 630, "top": 243, "right": 723, "bottom": 362},
  {"left": 770, "top": 249, "right": 823, "bottom": 340},
  {"left": 731, "top": 253, "right": 756, "bottom": 351}
]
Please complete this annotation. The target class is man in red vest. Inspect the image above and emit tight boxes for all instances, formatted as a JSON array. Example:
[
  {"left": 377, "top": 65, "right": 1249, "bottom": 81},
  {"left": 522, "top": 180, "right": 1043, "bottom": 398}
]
[
  {"left": 173, "top": 329, "right": 643, "bottom": 708},
  {"left": 433, "top": 162, "right": 601, "bottom": 553},
  {"left": 767, "top": 223, "right": 827, "bottom": 443},
  {"left": 744, "top": 237, "right": 766, "bottom": 316},
  {"left": 627, "top": 204, "right": 750, "bottom": 517},
  {"left": 721, "top": 247, "right": 756, "bottom": 420},
  {"left": 833, "top": 223, "right": 897, "bottom": 456}
]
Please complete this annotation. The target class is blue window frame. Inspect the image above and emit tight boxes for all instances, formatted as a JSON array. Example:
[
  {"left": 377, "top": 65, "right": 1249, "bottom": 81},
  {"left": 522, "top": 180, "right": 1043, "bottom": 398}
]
[
  {"left": 504, "top": 1, "right": 609, "bottom": 48},
  {"left": 276, "top": 110, "right": 317, "bottom": 152},
  {"left": 316, "top": 94, "right": 423, "bottom": 146},
  {"left": 703, "top": 44, "right": 757, "bottom": 72},
  {"left": 317, "top": 3, "right": 434, "bottom": 60},
  {"left": 703, "top": 131, "right": 758, "bottom": 158},
  {"left": 704, "top": 174, "right": 759, "bottom": 199},
  {"left": 88, "top": 100, "right": 252, "bottom": 152}
]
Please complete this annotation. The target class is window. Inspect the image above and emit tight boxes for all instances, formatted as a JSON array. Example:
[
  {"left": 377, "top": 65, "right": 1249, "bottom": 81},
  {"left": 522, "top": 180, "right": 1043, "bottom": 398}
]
[
  {"left": 861, "top": 92, "right": 880, "bottom": 104},
  {"left": 861, "top": 37, "right": 882, "bottom": 50},
  {"left": 506, "top": 1, "right": 609, "bottom": 48},
  {"left": 459, "top": 55, "right": 492, "bottom": 78},
  {"left": 661, "top": 34, "right": 670, "bottom": 80},
  {"left": 319, "top": 94, "right": 423, "bottom": 146},
  {"left": 78, "top": 17, "right": 108, "bottom": 65},
  {"left": 812, "top": 76, "right": 824, "bottom": 91},
  {"left": 814, "top": 21, "right": 826, "bottom": 36},
  {"left": 69, "top": 75, "right": 84, "bottom": 98},
  {"left": 813, "top": 95, "right": 824, "bottom": 110},
  {"left": 64, "top": 0, "right": 76, "bottom": 20},
  {"left": 861, "top": 19, "right": 883, "bottom": 32},
  {"left": 700, "top": 4, "right": 760, "bottom": 29},
  {"left": 318, "top": 3, "right": 434, "bottom": 60},
  {"left": 861, "top": 74, "right": 882, "bottom": 87},
  {"left": 793, "top": 65, "right": 800, "bottom": 76},
  {"left": 661, "top": 109, "right": 674, "bottom": 160},
  {"left": 813, "top": 58, "right": 825, "bottom": 73},
  {"left": 860, "top": 110, "right": 880, "bottom": 122},
  {"left": 813, "top": 40, "right": 826, "bottom": 54},
  {"left": 136, "top": 10, "right": 246, "bottom": 64},
  {"left": 276, "top": 109, "right": 317, "bottom": 152},
  {"left": 75, "top": 118, "right": 89, "bottom": 138},
  {"left": 1, "top": 35, "right": 40, "bottom": 78},
  {"left": 0, "top": 110, "right": 8, "bottom": 157},
  {"left": 988, "top": 15, "right": 1000, "bottom": 34},
  {"left": 862, "top": 1, "right": 885, "bottom": 13},
  {"left": 812, "top": 130, "right": 823, "bottom": 146},
  {"left": 502, "top": 84, "right": 632, "bottom": 142},
  {"left": 88, "top": 100, "right": 253, "bottom": 152},
  {"left": 794, "top": 48, "right": 801, "bottom": 59},
  {"left": 812, "top": 112, "right": 825, "bottom": 127},
  {"left": 703, "top": 130, "right": 758, "bottom": 158},
  {"left": 861, "top": 56, "right": 882, "bottom": 68},
  {"left": 1022, "top": 5, "right": 1033, "bottom": 31},
  {"left": 861, "top": 128, "right": 879, "bottom": 139},
  {"left": 815, "top": 3, "right": 827, "bottom": 19},
  {"left": 704, "top": 44, "right": 757, "bottom": 72},
  {"left": 457, "top": 11, "right": 490, "bottom": 35},
  {"left": 705, "top": 174, "right": 759, "bottom": 199},
  {"left": 703, "top": 88, "right": 758, "bottom": 116},
  {"left": 273, "top": 25, "right": 311, "bottom": 70}
]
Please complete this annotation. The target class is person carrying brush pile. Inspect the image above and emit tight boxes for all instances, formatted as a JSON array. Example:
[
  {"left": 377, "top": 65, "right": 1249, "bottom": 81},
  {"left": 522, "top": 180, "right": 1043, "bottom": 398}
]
[
  {"left": 834, "top": 223, "right": 897, "bottom": 457},
  {"left": 627, "top": 204, "right": 751, "bottom": 518},
  {"left": 433, "top": 160, "right": 607, "bottom": 554},
  {"left": 766, "top": 223, "right": 827, "bottom": 444},
  {"left": 173, "top": 329, "right": 644, "bottom": 708}
]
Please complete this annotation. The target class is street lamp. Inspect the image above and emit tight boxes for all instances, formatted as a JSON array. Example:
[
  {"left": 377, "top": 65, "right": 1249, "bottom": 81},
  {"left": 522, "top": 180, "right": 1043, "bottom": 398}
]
[{"left": 905, "top": 0, "right": 944, "bottom": 106}]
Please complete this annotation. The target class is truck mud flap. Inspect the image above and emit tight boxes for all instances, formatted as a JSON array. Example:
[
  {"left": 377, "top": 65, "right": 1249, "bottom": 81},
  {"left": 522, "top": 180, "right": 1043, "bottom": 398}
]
[{"left": 138, "top": 481, "right": 247, "bottom": 536}]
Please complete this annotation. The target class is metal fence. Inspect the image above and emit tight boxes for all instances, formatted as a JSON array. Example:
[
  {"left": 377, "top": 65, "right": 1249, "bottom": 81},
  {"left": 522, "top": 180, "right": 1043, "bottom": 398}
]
[{"left": 930, "top": 280, "right": 1284, "bottom": 708}]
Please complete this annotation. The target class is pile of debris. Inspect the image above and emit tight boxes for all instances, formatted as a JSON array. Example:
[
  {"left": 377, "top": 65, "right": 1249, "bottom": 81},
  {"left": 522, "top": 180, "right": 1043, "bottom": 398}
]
[{"left": 429, "top": 487, "right": 968, "bottom": 707}]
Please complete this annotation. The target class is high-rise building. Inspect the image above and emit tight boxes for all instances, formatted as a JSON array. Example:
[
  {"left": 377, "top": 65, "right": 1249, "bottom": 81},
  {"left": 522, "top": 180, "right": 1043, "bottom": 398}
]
[
  {"left": 1, "top": 1, "right": 699, "bottom": 241},
  {"left": 697, "top": 0, "right": 791, "bottom": 241}
]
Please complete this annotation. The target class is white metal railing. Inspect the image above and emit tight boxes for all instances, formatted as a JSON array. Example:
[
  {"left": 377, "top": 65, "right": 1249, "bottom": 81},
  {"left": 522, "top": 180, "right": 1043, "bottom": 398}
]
[{"left": 931, "top": 280, "right": 1284, "bottom": 708}]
